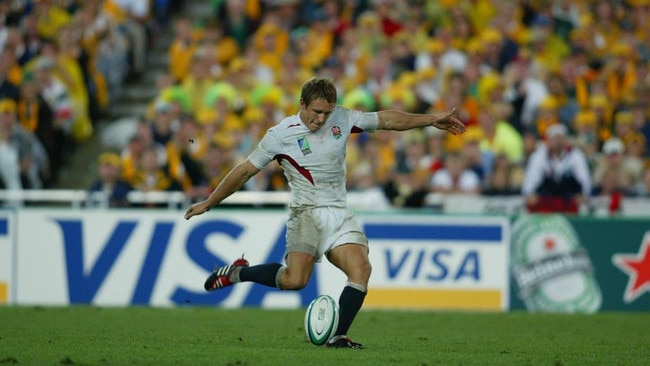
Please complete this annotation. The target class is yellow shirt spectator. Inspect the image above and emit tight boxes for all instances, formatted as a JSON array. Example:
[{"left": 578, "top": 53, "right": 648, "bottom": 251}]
[
  {"left": 34, "top": 1, "right": 72, "bottom": 39},
  {"left": 253, "top": 23, "right": 289, "bottom": 75},
  {"left": 168, "top": 18, "right": 199, "bottom": 82}
]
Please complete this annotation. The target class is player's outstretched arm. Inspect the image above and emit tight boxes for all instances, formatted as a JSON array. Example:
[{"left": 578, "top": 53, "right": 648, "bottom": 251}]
[
  {"left": 184, "top": 159, "right": 261, "bottom": 220},
  {"left": 377, "top": 108, "right": 466, "bottom": 135}
]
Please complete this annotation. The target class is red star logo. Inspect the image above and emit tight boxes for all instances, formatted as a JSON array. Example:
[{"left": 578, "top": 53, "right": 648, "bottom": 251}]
[
  {"left": 544, "top": 238, "right": 556, "bottom": 251},
  {"left": 612, "top": 233, "right": 650, "bottom": 303}
]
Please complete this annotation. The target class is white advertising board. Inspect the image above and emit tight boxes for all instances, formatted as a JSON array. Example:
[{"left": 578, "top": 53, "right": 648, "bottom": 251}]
[
  {"left": 11, "top": 209, "right": 510, "bottom": 310},
  {"left": 0, "top": 210, "right": 13, "bottom": 304}
]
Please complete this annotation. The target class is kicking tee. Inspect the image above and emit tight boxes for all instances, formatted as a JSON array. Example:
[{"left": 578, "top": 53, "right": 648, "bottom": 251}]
[{"left": 248, "top": 106, "right": 379, "bottom": 208}]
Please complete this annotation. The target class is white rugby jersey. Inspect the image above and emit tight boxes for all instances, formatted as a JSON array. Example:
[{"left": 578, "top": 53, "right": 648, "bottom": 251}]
[{"left": 248, "top": 106, "right": 379, "bottom": 208}]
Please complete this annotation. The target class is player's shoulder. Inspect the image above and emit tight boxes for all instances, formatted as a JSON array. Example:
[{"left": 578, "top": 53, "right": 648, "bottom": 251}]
[
  {"left": 332, "top": 105, "right": 353, "bottom": 117},
  {"left": 264, "top": 115, "right": 304, "bottom": 140},
  {"left": 271, "top": 114, "right": 301, "bottom": 130},
  {"left": 330, "top": 105, "right": 361, "bottom": 124}
]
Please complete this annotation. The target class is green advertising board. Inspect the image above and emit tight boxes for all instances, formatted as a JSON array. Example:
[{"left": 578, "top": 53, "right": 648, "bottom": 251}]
[{"left": 510, "top": 215, "right": 650, "bottom": 312}]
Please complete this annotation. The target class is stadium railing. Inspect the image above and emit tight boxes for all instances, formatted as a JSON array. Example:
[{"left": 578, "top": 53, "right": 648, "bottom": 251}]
[{"left": 1, "top": 190, "right": 649, "bottom": 216}]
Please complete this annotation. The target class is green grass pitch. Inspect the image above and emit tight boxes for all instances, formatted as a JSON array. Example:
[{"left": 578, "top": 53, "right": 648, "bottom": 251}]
[{"left": 0, "top": 306, "right": 649, "bottom": 365}]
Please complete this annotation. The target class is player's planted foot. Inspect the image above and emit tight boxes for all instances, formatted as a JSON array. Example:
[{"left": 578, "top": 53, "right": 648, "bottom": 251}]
[
  {"left": 326, "top": 335, "right": 365, "bottom": 349},
  {"left": 204, "top": 257, "right": 249, "bottom": 291}
]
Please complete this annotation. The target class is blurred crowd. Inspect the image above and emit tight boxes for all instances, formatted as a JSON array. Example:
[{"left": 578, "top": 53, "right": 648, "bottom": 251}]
[
  {"left": 3, "top": 0, "right": 650, "bottom": 214},
  {"left": 0, "top": 0, "right": 180, "bottom": 191}
]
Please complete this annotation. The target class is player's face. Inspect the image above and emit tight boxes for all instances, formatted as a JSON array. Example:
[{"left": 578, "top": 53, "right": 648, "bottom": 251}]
[{"left": 300, "top": 98, "right": 335, "bottom": 132}]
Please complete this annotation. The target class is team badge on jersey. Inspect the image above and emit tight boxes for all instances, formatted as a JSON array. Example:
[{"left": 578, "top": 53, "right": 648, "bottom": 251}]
[
  {"left": 297, "top": 135, "right": 312, "bottom": 155},
  {"left": 331, "top": 125, "right": 342, "bottom": 139}
]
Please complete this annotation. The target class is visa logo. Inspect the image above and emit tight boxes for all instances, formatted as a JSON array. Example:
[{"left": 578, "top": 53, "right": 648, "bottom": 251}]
[
  {"left": 383, "top": 247, "right": 480, "bottom": 281},
  {"left": 364, "top": 222, "right": 502, "bottom": 283},
  {"left": 53, "top": 218, "right": 319, "bottom": 306}
]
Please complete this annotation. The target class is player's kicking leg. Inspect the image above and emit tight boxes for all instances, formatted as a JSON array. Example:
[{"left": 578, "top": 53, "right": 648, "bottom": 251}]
[
  {"left": 204, "top": 252, "right": 316, "bottom": 291},
  {"left": 325, "top": 243, "right": 371, "bottom": 349}
]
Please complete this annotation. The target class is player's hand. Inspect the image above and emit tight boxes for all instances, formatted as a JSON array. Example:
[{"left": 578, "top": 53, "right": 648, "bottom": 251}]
[
  {"left": 432, "top": 108, "right": 466, "bottom": 135},
  {"left": 184, "top": 201, "right": 211, "bottom": 220}
]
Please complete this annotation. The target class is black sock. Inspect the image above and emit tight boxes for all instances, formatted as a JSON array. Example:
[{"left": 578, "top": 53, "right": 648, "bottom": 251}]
[
  {"left": 334, "top": 285, "right": 366, "bottom": 336},
  {"left": 239, "top": 263, "right": 283, "bottom": 288}
]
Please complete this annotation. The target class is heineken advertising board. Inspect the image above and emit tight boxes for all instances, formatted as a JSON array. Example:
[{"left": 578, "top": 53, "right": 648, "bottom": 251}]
[{"left": 510, "top": 215, "right": 650, "bottom": 312}]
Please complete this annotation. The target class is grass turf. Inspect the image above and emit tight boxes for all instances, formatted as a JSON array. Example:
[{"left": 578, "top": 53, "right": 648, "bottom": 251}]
[{"left": 0, "top": 307, "right": 649, "bottom": 366}]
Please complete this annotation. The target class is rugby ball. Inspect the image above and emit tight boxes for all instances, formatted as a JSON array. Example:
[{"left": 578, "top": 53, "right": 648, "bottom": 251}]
[{"left": 304, "top": 294, "right": 339, "bottom": 346}]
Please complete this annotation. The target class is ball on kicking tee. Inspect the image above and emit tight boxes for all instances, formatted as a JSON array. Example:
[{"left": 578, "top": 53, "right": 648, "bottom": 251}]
[{"left": 304, "top": 294, "right": 339, "bottom": 346}]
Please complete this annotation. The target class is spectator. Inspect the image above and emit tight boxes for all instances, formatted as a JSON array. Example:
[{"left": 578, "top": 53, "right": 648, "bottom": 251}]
[
  {"left": 423, "top": 126, "right": 446, "bottom": 175},
  {"left": 468, "top": 102, "right": 524, "bottom": 165},
  {"left": 502, "top": 50, "right": 549, "bottom": 132},
  {"left": 198, "top": 19, "right": 240, "bottom": 68},
  {"left": 0, "top": 40, "right": 24, "bottom": 88},
  {"left": 623, "top": 132, "right": 648, "bottom": 182},
  {"left": 32, "top": 56, "right": 75, "bottom": 157},
  {"left": 346, "top": 162, "right": 392, "bottom": 212},
  {"left": 531, "top": 96, "right": 560, "bottom": 139},
  {"left": 460, "top": 128, "right": 489, "bottom": 181},
  {"left": 296, "top": 8, "right": 334, "bottom": 71},
  {"left": 351, "top": 136, "right": 389, "bottom": 187},
  {"left": 592, "top": 137, "right": 637, "bottom": 196},
  {"left": 199, "top": 142, "right": 235, "bottom": 194},
  {"left": 181, "top": 49, "right": 218, "bottom": 115},
  {"left": 522, "top": 123, "right": 591, "bottom": 213},
  {"left": 131, "top": 145, "right": 181, "bottom": 193},
  {"left": 482, "top": 154, "right": 523, "bottom": 196},
  {"left": 149, "top": 99, "right": 178, "bottom": 146},
  {"left": 165, "top": 116, "right": 205, "bottom": 195},
  {"left": 590, "top": 168, "right": 625, "bottom": 216},
  {"left": 0, "top": 47, "right": 20, "bottom": 101},
  {"left": 17, "top": 73, "right": 62, "bottom": 187},
  {"left": 395, "top": 130, "right": 432, "bottom": 180},
  {"left": 121, "top": 133, "right": 146, "bottom": 187},
  {"left": 382, "top": 131, "right": 430, "bottom": 208},
  {"left": 32, "top": 0, "right": 72, "bottom": 40},
  {"left": 214, "top": 0, "right": 261, "bottom": 51},
  {"left": 630, "top": 100, "right": 650, "bottom": 156},
  {"left": 88, "top": 3, "right": 130, "bottom": 101},
  {"left": 431, "top": 72, "right": 480, "bottom": 154},
  {"left": 168, "top": 16, "right": 197, "bottom": 82},
  {"left": 0, "top": 125, "right": 21, "bottom": 192},
  {"left": 545, "top": 70, "right": 578, "bottom": 127},
  {"left": 87, "top": 152, "right": 133, "bottom": 208},
  {"left": 572, "top": 109, "right": 599, "bottom": 152},
  {"left": 16, "top": 15, "right": 43, "bottom": 66},
  {"left": 0, "top": 98, "right": 49, "bottom": 189},
  {"left": 430, "top": 152, "right": 481, "bottom": 195},
  {"left": 237, "top": 107, "right": 266, "bottom": 158},
  {"left": 106, "top": 0, "right": 150, "bottom": 79},
  {"left": 37, "top": 38, "right": 93, "bottom": 142},
  {"left": 613, "top": 111, "right": 635, "bottom": 143},
  {"left": 633, "top": 169, "right": 650, "bottom": 198},
  {"left": 482, "top": 164, "right": 520, "bottom": 196}
]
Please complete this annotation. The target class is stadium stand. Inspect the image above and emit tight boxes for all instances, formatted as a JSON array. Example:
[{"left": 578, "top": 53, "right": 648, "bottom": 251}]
[{"left": 1, "top": 0, "right": 650, "bottom": 216}]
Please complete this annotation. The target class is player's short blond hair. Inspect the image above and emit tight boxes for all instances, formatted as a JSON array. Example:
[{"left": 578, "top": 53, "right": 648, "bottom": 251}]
[{"left": 300, "top": 77, "right": 337, "bottom": 106}]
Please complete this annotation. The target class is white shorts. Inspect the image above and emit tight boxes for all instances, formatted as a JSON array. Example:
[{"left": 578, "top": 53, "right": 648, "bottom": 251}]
[{"left": 285, "top": 206, "right": 368, "bottom": 262}]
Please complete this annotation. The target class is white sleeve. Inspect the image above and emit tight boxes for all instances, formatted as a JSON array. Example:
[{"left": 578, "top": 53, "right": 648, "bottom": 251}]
[
  {"left": 0, "top": 144, "right": 21, "bottom": 190},
  {"left": 247, "top": 128, "right": 280, "bottom": 169},
  {"left": 343, "top": 106, "right": 379, "bottom": 133},
  {"left": 521, "top": 150, "right": 545, "bottom": 195}
]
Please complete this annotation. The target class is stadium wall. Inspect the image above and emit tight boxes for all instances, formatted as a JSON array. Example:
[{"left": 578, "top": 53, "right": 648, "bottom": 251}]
[{"left": 0, "top": 208, "right": 648, "bottom": 312}]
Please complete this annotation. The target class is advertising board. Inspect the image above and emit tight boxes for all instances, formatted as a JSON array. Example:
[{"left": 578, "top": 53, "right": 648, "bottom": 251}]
[{"left": 8, "top": 209, "right": 510, "bottom": 311}]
